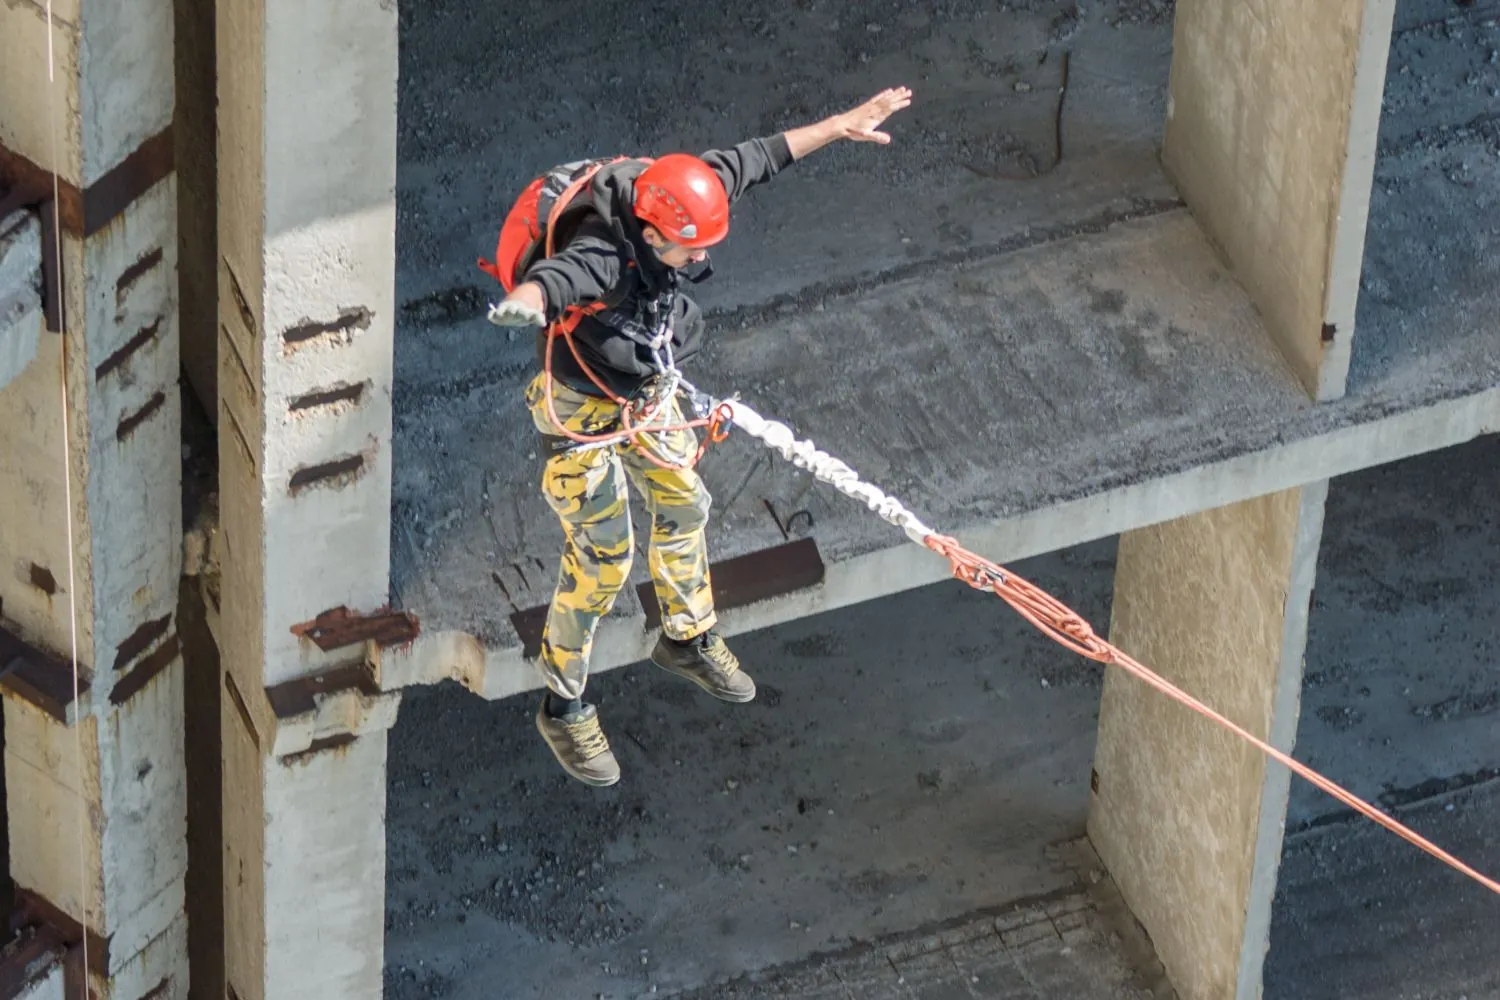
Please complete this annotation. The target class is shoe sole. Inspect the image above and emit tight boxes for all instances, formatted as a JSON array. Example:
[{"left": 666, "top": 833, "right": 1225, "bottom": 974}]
[
  {"left": 650, "top": 653, "right": 757, "bottom": 703},
  {"left": 534, "top": 716, "right": 621, "bottom": 787}
]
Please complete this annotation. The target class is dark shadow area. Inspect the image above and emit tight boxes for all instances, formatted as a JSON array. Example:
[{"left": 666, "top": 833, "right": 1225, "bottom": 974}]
[
  {"left": 1346, "top": 0, "right": 1500, "bottom": 398},
  {"left": 1265, "top": 432, "right": 1500, "bottom": 999},
  {"left": 173, "top": 0, "right": 218, "bottom": 419},
  {"left": 384, "top": 539, "right": 1119, "bottom": 999},
  {"left": 178, "top": 574, "right": 222, "bottom": 1000},
  {"left": 179, "top": 377, "right": 223, "bottom": 1000},
  {"left": 0, "top": 700, "right": 10, "bottom": 944}
]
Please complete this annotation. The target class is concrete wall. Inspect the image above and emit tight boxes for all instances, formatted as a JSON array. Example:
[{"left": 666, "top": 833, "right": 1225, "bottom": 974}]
[
  {"left": 1162, "top": 0, "right": 1395, "bottom": 400},
  {"left": 1088, "top": 483, "right": 1327, "bottom": 1000}
]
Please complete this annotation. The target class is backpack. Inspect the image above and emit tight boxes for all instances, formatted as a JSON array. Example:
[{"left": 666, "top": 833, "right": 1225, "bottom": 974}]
[{"left": 478, "top": 156, "right": 640, "bottom": 293}]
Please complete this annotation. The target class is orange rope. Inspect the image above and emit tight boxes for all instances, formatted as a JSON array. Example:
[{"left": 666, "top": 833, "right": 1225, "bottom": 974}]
[
  {"left": 538, "top": 316, "right": 731, "bottom": 471},
  {"left": 923, "top": 532, "right": 1500, "bottom": 897}
]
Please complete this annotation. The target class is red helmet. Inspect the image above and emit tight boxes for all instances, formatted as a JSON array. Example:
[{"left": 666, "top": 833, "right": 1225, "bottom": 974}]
[{"left": 633, "top": 155, "right": 730, "bottom": 249}]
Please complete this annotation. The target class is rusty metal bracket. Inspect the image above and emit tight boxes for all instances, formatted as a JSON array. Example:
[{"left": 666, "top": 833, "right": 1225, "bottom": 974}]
[
  {"left": 509, "top": 537, "right": 826, "bottom": 659},
  {"left": 3, "top": 127, "right": 175, "bottom": 336},
  {"left": 637, "top": 536, "right": 825, "bottom": 631},
  {"left": 265, "top": 662, "right": 380, "bottom": 720},
  {"left": 0, "top": 621, "right": 89, "bottom": 723},
  {"left": 289, "top": 605, "right": 420, "bottom": 653},
  {"left": 8, "top": 889, "right": 111, "bottom": 997}
]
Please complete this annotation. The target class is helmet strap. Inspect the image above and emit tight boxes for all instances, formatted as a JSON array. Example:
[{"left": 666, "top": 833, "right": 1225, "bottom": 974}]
[{"left": 685, "top": 257, "right": 715, "bottom": 284}]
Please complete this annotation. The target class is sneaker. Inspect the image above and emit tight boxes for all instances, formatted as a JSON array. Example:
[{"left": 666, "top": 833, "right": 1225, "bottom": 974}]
[
  {"left": 650, "top": 630, "right": 756, "bottom": 703},
  {"left": 534, "top": 700, "right": 621, "bottom": 787}
]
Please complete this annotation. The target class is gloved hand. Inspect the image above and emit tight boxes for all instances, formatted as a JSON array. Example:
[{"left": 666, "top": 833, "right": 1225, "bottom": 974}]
[{"left": 486, "top": 299, "right": 546, "bottom": 328}]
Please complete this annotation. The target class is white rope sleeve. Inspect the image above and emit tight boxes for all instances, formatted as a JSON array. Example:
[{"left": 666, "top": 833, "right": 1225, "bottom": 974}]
[{"left": 714, "top": 396, "right": 935, "bottom": 547}]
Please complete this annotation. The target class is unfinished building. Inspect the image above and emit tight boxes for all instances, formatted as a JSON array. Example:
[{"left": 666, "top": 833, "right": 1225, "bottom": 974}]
[{"left": 1, "top": 0, "right": 1496, "bottom": 997}]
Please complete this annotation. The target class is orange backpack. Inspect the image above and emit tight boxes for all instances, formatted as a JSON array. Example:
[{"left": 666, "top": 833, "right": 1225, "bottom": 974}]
[{"left": 477, "top": 156, "right": 639, "bottom": 292}]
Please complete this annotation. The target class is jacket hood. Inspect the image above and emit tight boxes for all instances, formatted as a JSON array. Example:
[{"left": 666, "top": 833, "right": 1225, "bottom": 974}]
[{"left": 586, "top": 159, "right": 674, "bottom": 293}]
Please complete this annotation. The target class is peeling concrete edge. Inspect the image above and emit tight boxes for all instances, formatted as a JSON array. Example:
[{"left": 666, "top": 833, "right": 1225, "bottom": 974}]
[{"left": 383, "top": 383, "right": 1500, "bottom": 701}]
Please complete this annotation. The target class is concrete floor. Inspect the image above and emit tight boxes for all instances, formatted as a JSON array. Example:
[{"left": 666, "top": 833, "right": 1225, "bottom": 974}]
[
  {"left": 1350, "top": 2, "right": 1500, "bottom": 399},
  {"left": 382, "top": 429, "right": 1500, "bottom": 999},
  {"left": 1267, "top": 783, "right": 1500, "bottom": 1000}
]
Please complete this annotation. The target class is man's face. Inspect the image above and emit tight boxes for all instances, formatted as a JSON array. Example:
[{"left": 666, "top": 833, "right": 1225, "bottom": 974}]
[{"left": 643, "top": 226, "right": 710, "bottom": 270}]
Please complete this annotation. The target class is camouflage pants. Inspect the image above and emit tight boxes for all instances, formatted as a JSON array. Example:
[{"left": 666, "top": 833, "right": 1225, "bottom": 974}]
[{"left": 525, "top": 372, "right": 717, "bottom": 700}]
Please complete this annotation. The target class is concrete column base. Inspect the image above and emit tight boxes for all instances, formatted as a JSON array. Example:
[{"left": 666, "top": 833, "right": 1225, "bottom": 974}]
[
  {"left": 1088, "top": 483, "right": 1328, "bottom": 1000},
  {"left": 222, "top": 711, "right": 392, "bottom": 1000}
]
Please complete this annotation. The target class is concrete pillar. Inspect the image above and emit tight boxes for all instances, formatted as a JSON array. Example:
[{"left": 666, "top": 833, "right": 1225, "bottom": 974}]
[
  {"left": 1088, "top": 483, "right": 1328, "bottom": 1000},
  {"left": 1162, "top": 0, "right": 1395, "bottom": 400},
  {"left": 0, "top": 0, "right": 187, "bottom": 997},
  {"left": 214, "top": 0, "right": 402, "bottom": 996}
]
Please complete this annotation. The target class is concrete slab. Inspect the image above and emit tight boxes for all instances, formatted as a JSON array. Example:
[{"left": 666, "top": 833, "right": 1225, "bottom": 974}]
[
  {"left": 394, "top": 205, "right": 1282, "bottom": 625},
  {"left": 390, "top": 184, "right": 1499, "bottom": 690}
]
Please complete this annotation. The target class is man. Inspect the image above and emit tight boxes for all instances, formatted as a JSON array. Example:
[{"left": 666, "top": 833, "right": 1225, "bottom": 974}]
[{"left": 486, "top": 86, "right": 913, "bottom": 787}]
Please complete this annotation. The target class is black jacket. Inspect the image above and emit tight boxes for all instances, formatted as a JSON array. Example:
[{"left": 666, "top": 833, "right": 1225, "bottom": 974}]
[{"left": 525, "top": 134, "right": 795, "bottom": 399}]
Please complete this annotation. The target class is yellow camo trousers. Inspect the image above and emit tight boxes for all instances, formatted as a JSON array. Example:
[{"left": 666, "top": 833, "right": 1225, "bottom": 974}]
[{"left": 524, "top": 372, "right": 717, "bottom": 700}]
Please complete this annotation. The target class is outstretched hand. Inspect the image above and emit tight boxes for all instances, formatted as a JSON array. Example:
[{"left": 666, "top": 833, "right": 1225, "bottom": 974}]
[
  {"left": 486, "top": 299, "right": 546, "bottom": 328},
  {"left": 835, "top": 87, "right": 913, "bottom": 144}
]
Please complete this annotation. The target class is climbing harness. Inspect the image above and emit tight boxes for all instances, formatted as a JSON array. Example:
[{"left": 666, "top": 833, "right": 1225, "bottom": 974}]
[
  {"left": 481, "top": 158, "right": 734, "bottom": 472},
  {"left": 685, "top": 378, "right": 1500, "bottom": 899}
]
